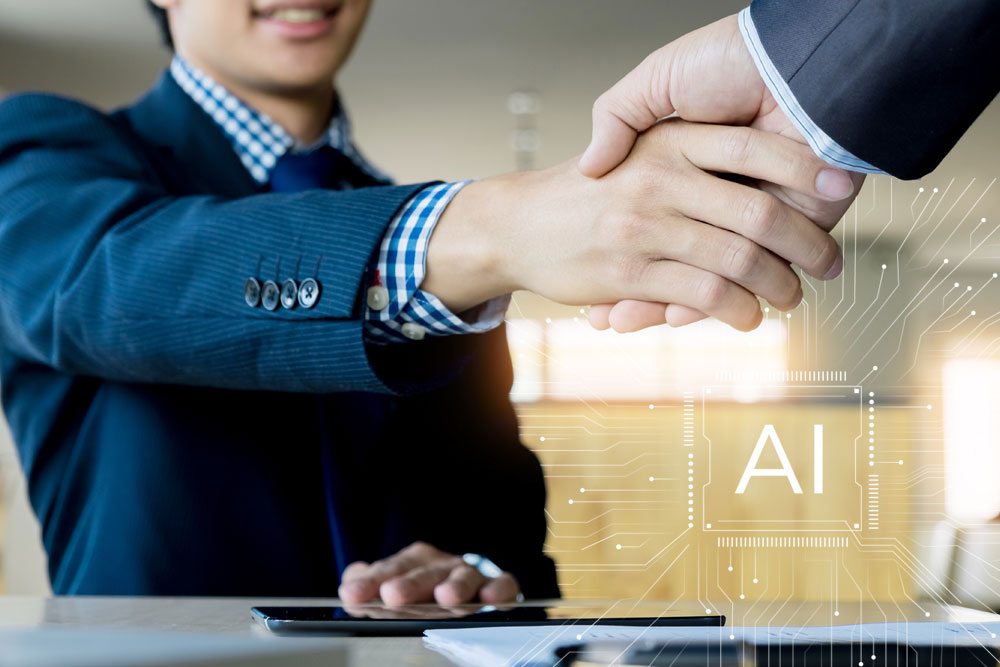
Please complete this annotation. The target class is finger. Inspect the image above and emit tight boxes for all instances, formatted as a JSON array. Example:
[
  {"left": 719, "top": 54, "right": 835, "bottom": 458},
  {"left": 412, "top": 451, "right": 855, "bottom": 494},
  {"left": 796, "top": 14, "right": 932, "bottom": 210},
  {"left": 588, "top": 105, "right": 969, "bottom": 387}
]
[
  {"left": 675, "top": 172, "right": 843, "bottom": 281},
  {"left": 634, "top": 261, "right": 762, "bottom": 332},
  {"left": 761, "top": 172, "right": 867, "bottom": 233},
  {"left": 607, "top": 300, "right": 667, "bottom": 333},
  {"left": 434, "top": 564, "right": 488, "bottom": 606},
  {"left": 341, "top": 541, "right": 441, "bottom": 602},
  {"left": 479, "top": 573, "right": 521, "bottom": 604},
  {"left": 665, "top": 304, "right": 709, "bottom": 327},
  {"left": 655, "top": 214, "right": 802, "bottom": 310},
  {"left": 674, "top": 124, "right": 855, "bottom": 203},
  {"left": 579, "top": 49, "right": 676, "bottom": 178},
  {"left": 588, "top": 304, "right": 614, "bottom": 330},
  {"left": 339, "top": 561, "right": 379, "bottom": 603},
  {"left": 380, "top": 559, "right": 460, "bottom": 606}
]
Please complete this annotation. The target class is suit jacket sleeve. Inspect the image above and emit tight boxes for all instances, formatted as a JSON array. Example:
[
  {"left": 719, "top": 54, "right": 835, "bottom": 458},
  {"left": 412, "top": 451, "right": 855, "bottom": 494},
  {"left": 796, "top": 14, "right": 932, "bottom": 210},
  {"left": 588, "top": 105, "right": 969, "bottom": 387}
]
[
  {"left": 0, "top": 93, "right": 479, "bottom": 394},
  {"left": 749, "top": 0, "right": 1000, "bottom": 179}
]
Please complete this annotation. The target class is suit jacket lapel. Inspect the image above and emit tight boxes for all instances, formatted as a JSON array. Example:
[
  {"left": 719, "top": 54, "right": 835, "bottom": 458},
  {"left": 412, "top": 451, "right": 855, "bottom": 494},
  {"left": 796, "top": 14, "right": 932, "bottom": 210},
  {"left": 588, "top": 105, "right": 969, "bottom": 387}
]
[{"left": 120, "top": 71, "right": 261, "bottom": 198}]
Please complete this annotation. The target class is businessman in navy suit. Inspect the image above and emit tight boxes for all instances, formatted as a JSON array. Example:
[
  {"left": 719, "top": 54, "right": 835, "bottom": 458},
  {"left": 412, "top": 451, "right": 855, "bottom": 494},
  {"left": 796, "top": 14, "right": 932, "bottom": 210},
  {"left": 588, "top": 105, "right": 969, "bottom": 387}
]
[
  {"left": 0, "top": 0, "right": 859, "bottom": 600},
  {"left": 584, "top": 0, "right": 1000, "bottom": 332}
]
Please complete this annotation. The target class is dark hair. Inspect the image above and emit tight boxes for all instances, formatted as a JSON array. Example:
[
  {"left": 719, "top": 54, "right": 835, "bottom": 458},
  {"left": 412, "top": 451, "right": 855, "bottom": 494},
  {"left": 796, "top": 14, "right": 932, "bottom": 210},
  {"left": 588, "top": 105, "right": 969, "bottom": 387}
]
[{"left": 145, "top": 1, "right": 174, "bottom": 50}]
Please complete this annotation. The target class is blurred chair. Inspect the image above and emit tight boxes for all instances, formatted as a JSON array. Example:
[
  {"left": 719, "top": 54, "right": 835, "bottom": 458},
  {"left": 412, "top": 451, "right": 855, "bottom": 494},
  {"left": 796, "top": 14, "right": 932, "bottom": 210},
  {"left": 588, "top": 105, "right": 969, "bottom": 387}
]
[{"left": 919, "top": 520, "right": 1000, "bottom": 612}]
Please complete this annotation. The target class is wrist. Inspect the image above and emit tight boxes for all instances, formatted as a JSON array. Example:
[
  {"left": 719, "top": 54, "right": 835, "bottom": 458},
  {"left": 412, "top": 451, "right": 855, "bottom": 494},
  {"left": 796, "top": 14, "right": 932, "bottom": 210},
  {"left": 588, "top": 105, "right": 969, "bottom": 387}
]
[{"left": 421, "top": 175, "right": 524, "bottom": 313}]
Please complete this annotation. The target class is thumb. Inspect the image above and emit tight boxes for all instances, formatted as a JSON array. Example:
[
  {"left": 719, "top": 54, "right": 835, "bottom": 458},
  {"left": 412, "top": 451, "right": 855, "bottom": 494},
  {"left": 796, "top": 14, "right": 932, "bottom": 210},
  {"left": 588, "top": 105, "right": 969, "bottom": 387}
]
[{"left": 578, "top": 50, "right": 675, "bottom": 178}]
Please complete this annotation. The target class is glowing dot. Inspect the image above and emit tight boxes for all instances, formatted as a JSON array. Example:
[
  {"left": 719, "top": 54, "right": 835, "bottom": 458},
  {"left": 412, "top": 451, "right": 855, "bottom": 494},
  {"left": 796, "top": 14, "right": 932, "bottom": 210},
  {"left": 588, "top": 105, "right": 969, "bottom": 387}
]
[
  {"left": 649, "top": 476, "right": 655, "bottom": 482},
  {"left": 991, "top": 633, "right": 996, "bottom": 639},
  {"left": 927, "top": 404, "right": 932, "bottom": 410},
  {"left": 579, "top": 308, "right": 585, "bottom": 314},
  {"left": 944, "top": 258, "right": 949, "bottom": 264},
  {"left": 688, "top": 515, "right": 693, "bottom": 520},
  {"left": 854, "top": 523, "right": 860, "bottom": 529},
  {"left": 688, "top": 469, "right": 693, "bottom": 474},
  {"left": 967, "top": 285, "right": 973, "bottom": 291},
  {"left": 689, "top": 523, "right": 694, "bottom": 528},
  {"left": 898, "top": 459, "right": 904, "bottom": 465},
  {"left": 580, "top": 487, "right": 585, "bottom": 493},
  {"left": 869, "top": 461, "right": 875, "bottom": 467},
  {"left": 869, "top": 453, "right": 874, "bottom": 459},
  {"left": 872, "top": 655, "right": 877, "bottom": 661},
  {"left": 688, "top": 476, "right": 693, "bottom": 482},
  {"left": 540, "top": 436, "right": 545, "bottom": 442},
  {"left": 873, "top": 365, "right": 879, "bottom": 371},
  {"left": 869, "top": 445, "right": 874, "bottom": 451},
  {"left": 881, "top": 264, "right": 887, "bottom": 270},
  {"left": 869, "top": 431, "right": 874, "bottom": 436},
  {"left": 869, "top": 407, "right": 874, "bottom": 412},
  {"left": 955, "top": 282, "right": 960, "bottom": 288},
  {"left": 835, "top": 611, "right": 840, "bottom": 616},
  {"left": 972, "top": 311, "right": 977, "bottom": 316},
  {"left": 869, "top": 392, "right": 874, "bottom": 397},
  {"left": 994, "top": 273, "right": 998, "bottom": 279},
  {"left": 919, "top": 187, "right": 925, "bottom": 192},
  {"left": 706, "top": 609, "right": 712, "bottom": 614},
  {"left": 545, "top": 317, "right": 552, "bottom": 324},
  {"left": 688, "top": 492, "right": 693, "bottom": 497},
  {"left": 728, "top": 566, "right": 733, "bottom": 572},
  {"left": 765, "top": 307, "right": 770, "bottom": 313},
  {"left": 983, "top": 218, "right": 987, "bottom": 223},
  {"left": 616, "top": 543, "right": 622, "bottom": 550},
  {"left": 688, "top": 484, "right": 693, "bottom": 490},
  {"left": 739, "top": 594, "right": 745, "bottom": 599},
  {"left": 869, "top": 438, "right": 875, "bottom": 443},
  {"left": 869, "top": 399, "right": 874, "bottom": 405},
  {"left": 568, "top": 499, "right": 573, "bottom": 504},
  {"left": 688, "top": 499, "right": 694, "bottom": 505},
  {"left": 730, "top": 634, "right": 736, "bottom": 640},
  {"left": 649, "top": 403, "right": 655, "bottom": 410},
  {"left": 753, "top": 578, "right": 758, "bottom": 584},
  {"left": 859, "top": 662, "right": 864, "bottom": 666},
  {"left": 572, "top": 317, "right": 578, "bottom": 322},
  {"left": 576, "top": 634, "right": 583, "bottom": 641},
  {"left": 925, "top": 612, "right": 931, "bottom": 617},
  {"left": 688, "top": 453, "right": 694, "bottom": 459},
  {"left": 786, "top": 313, "right": 791, "bottom": 319}
]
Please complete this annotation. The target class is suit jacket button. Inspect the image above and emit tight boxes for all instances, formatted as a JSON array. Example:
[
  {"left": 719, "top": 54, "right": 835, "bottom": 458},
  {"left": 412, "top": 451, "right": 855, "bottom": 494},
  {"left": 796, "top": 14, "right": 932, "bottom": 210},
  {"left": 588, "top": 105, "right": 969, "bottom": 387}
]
[
  {"left": 401, "top": 323, "right": 426, "bottom": 341},
  {"left": 261, "top": 280, "right": 280, "bottom": 311},
  {"left": 298, "top": 278, "right": 321, "bottom": 309},
  {"left": 280, "top": 279, "right": 298, "bottom": 310},
  {"left": 244, "top": 278, "right": 261, "bottom": 307},
  {"left": 367, "top": 285, "right": 390, "bottom": 311}
]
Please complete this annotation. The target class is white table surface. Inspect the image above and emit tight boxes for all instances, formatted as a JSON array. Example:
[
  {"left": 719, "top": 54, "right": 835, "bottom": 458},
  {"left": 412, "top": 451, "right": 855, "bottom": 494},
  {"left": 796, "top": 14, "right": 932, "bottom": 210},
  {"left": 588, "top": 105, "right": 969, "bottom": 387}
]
[{"left": 0, "top": 596, "right": 996, "bottom": 666}]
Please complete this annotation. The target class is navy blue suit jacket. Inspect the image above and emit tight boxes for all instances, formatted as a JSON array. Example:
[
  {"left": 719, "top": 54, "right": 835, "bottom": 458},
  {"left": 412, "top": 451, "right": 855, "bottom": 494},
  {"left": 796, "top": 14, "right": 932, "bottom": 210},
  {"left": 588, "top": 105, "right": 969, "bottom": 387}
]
[
  {"left": 751, "top": 0, "right": 1000, "bottom": 179},
  {"left": 0, "top": 73, "right": 559, "bottom": 597}
]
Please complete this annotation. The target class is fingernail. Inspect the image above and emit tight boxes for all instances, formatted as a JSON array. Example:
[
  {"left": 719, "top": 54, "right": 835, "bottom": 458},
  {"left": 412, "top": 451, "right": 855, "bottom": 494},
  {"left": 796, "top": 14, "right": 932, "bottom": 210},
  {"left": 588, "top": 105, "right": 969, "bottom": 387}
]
[
  {"left": 823, "top": 254, "right": 844, "bottom": 280},
  {"left": 815, "top": 169, "right": 854, "bottom": 200}
]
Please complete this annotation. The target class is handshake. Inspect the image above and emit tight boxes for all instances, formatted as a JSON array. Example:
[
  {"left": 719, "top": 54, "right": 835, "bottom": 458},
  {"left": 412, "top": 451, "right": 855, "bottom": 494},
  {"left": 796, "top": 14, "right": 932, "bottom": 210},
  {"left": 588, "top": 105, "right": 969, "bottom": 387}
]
[{"left": 422, "top": 15, "right": 865, "bottom": 334}]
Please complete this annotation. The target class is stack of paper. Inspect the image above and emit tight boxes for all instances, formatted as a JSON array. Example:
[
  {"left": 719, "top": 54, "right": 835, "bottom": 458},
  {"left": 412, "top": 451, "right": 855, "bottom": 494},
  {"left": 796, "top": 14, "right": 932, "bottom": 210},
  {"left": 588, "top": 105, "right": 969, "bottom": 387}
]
[{"left": 423, "top": 621, "right": 1000, "bottom": 667}]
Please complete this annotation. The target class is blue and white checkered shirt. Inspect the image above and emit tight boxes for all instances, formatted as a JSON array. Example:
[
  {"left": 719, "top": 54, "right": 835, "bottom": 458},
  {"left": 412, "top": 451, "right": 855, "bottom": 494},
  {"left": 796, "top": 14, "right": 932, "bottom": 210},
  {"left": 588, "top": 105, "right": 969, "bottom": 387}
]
[{"left": 170, "top": 56, "right": 509, "bottom": 344}]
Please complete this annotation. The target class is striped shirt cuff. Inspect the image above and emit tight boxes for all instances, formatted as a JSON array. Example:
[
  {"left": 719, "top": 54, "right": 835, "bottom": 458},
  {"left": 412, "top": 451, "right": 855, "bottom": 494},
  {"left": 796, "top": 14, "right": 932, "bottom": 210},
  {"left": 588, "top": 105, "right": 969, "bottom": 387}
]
[
  {"left": 364, "top": 181, "right": 510, "bottom": 344},
  {"left": 738, "top": 7, "right": 888, "bottom": 175}
]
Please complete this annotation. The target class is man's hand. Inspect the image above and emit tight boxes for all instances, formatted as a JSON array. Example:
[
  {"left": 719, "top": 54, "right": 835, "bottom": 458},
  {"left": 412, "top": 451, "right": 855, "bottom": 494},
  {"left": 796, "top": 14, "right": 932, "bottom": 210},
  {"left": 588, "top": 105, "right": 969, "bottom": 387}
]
[
  {"left": 580, "top": 14, "right": 865, "bottom": 333},
  {"left": 338, "top": 541, "right": 520, "bottom": 605},
  {"left": 423, "top": 119, "right": 850, "bottom": 333}
]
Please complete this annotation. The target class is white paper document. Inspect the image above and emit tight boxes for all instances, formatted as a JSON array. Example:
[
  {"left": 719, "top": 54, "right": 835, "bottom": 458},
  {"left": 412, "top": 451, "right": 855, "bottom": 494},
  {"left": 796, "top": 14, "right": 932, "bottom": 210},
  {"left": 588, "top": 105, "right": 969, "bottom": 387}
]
[{"left": 423, "top": 621, "right": 1000, "bottom": 667}]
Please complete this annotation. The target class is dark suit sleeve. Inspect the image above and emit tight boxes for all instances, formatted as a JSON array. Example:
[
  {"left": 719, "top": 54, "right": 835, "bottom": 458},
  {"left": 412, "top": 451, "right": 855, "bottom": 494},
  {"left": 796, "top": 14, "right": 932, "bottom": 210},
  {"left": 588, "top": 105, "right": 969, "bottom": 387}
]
[
  {"left": 749, "top": 0, "right": 1000, "bottom": 179},
  {"left": 0, "top": 93, "right": 472, "bottom": 394}
]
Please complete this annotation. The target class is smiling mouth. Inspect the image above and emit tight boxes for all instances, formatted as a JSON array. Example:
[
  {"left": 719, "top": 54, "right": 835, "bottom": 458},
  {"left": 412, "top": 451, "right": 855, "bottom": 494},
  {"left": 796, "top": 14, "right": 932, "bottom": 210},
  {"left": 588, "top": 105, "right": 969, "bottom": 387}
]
[{"left": 253, "top": 6, "right": 340, "bottom": 23}]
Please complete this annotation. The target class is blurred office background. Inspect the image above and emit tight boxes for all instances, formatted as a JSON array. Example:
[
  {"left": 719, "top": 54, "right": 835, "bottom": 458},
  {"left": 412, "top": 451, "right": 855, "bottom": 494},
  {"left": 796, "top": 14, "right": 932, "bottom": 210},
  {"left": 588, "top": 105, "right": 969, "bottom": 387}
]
[{"left": 2, "top": 0, "right": 1000, "bottom": 609}]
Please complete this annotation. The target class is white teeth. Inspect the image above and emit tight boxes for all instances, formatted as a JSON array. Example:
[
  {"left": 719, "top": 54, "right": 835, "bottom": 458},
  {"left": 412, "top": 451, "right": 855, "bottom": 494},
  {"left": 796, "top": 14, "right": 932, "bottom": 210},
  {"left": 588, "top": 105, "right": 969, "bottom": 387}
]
[{"left": 269, "top": 8, "right": 327, "bottom": 22}]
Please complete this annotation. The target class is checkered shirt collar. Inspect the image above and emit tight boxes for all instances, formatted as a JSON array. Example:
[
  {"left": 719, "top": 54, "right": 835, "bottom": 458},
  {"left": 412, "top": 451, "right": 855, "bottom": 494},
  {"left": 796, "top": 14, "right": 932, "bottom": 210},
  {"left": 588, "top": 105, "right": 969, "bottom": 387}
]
[{"left": 169, "top": 56, "right": 388, "bottom": 185}]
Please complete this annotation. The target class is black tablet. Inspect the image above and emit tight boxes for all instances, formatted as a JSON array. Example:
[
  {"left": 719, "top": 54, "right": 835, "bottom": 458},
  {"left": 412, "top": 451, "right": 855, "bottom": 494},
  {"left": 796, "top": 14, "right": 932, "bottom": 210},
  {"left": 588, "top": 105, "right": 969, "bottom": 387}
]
[{"left": 251, "top": 603, "right": 725, "bottom": 636}]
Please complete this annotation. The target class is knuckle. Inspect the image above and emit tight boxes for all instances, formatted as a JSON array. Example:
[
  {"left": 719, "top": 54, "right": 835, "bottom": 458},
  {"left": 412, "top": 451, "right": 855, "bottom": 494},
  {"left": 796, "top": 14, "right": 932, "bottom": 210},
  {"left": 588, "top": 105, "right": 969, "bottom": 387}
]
[
  {"left": 613, "top": 254, "right": 651, "bottom": 289},
  {"left": 739, "top": 192, "right": 780, "bottom": 240},
  {"left": 806, "top": 235, "right": 840, "bottom": 275},
  {"left": 695, "top": 274, "right": 730, "bottom": 310},
  {"left": 724, "top": 238, "right": 763, "bottom": 281},
  {"left": 721, "top": 127, "right": 755, "bottom": 166}
]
